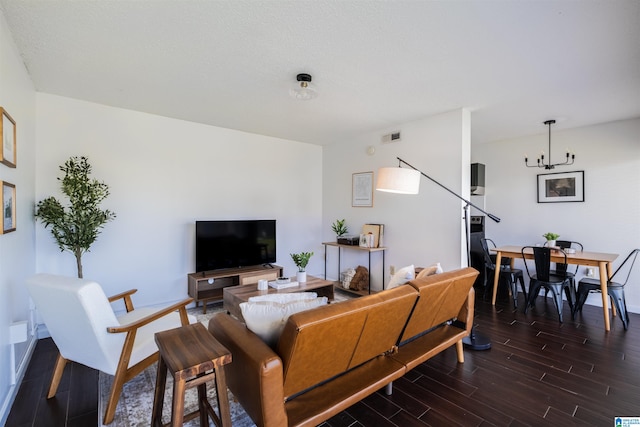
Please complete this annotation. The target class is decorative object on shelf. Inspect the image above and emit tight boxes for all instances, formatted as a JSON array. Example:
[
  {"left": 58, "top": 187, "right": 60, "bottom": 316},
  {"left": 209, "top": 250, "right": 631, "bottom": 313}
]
[
  {"left": 35, "top": 156, "right": 116, "bottom": 278},
  {"left": 352, "top": 171, "right": 373, "bottom": 207},
  {"left": 525, "top": 119, "right": 575, "bottom": 170},
  {"left": 0, "top": 107, "right": 16, "bottom": 168},
  {"left": 331, "top": 219, "right": 348, "bottom": 239},
  {"left": 290, "top": 73, "right": 317, "bottom": 100},
  {"left": 349, "top": 266, "right": 369, "bottom": 291},
  {"left": 1, "top": 181, "right": 16, "bottom": 234},
  {"left": 376, "top": 156, "right": 500, "bottom": 351},
  {"left": 537, "top": 170, "right": 584, "bottom": 203},
  {"left": 362, "top": 223, "right": 383, "bottom": 248},
  {"left": 341, "top": 268, "right": 356, "bottom": 289},
  {"left": 337, "top": 235, "right": 359, "bottom": 245},
  {"left": 290, "top": 251, "right": 313, "bottom": 283},
  {"left": 543, "top": 232, "right": 560, "bottom": 248}
]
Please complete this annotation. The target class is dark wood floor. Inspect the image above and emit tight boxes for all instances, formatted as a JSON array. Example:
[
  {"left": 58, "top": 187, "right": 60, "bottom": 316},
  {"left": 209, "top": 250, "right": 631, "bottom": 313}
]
[{"left": 7, "top": 288, "right": 640, "bottom": 427}]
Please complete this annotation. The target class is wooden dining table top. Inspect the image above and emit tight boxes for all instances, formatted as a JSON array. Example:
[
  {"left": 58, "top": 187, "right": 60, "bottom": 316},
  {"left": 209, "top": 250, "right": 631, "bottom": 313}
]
[{"left": 493, "top": 245, "right": 619, "bottom": 267}]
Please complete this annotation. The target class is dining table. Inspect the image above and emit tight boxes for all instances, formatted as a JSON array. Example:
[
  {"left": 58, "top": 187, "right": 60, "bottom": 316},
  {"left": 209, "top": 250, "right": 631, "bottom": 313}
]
[{"left": 491, "top": 245, "right": 619, "bottom": 331}]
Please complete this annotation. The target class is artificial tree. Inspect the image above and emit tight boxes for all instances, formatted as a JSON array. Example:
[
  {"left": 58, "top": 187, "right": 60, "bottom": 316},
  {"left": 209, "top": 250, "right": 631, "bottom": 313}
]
[{"left": 35, "top": 156, "right": 116, "bottom": 278}]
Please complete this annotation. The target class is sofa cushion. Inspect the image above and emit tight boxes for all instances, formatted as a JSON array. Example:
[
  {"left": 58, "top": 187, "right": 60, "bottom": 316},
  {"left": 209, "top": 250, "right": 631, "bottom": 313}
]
[
  {"left": 416, "top": 262, "right": 443, "bottom": 279},
  {"left": 240, "top": 292, "right": 328, "bottom": 347},
  {"left": 387, "top": 264, "right": 415, "bottom": 288}
]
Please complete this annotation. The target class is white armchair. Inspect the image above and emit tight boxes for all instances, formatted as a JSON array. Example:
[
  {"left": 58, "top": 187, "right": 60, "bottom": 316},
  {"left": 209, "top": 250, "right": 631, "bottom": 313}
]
[{"left": 26, "top": 274, "right": 196, "bottom": 424}]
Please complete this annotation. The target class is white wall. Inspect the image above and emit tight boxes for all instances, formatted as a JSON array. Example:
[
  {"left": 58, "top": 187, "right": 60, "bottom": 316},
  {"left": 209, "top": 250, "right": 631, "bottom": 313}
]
[
  {"left": 35, "top": 94, "right": 323, "bottom": 307},
  {"left": 323, "top": 109, "right": 470, "bottom": 290},
  {"left": 472, "top": 118, "right": 640, "bottom": 313},
  {"left": 0, "top": 9, "right": 37, "bottom": 425}
]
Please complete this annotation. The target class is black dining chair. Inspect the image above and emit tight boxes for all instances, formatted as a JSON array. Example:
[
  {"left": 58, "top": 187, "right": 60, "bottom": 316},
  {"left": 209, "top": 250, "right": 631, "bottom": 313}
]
[
  {"left": 482, "top": 238, "right": 526, "bottom": 308},
  {"left": 522, "top": 246, "right": 575, "bottom": 323},
  {"left": 551, "top": 240, "right": 583, "bottom": 288},
  {"left": 574, "top": 248, "right": 639, "bottom": 330}
]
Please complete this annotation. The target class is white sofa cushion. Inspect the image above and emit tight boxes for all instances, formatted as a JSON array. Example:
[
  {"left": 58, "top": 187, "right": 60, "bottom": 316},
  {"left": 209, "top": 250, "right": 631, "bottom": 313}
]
[
  {"left": 388, "top": 265, "right": 415, "bottom": 288},
  {"left": 240, "top": 292, "right": 328, "bottom": 347}
]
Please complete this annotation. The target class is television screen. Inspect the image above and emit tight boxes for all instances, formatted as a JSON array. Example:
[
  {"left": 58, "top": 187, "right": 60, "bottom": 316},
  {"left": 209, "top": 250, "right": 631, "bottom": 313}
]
[{"left": 195, "top": 220, "right": 276, "bottom": 272}]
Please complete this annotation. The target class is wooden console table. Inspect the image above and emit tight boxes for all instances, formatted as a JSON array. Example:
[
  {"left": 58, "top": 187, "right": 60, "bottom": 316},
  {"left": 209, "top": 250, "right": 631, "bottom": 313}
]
[{"left": 322, "top": 242, "right": 386, "bottom": 295}]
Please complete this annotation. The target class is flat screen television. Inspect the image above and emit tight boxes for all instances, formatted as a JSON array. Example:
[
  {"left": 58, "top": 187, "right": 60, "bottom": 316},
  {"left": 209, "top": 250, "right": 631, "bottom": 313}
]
[{"left": 195, "top": 220, "right": 276, "bottom": 272}]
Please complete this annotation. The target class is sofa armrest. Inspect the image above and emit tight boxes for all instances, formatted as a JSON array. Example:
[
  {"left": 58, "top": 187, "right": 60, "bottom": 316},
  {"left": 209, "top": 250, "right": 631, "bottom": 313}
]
[{"left": 208, "top": 313, "right": 287, "bottom": 427}]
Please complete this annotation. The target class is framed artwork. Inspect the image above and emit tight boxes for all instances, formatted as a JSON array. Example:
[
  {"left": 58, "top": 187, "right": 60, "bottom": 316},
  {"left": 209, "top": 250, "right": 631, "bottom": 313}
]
[
  {"left": 1, "top": 108, "right": 16, "bottom": 168},
  {"left": 2, "top": 181, "right": 16, "bottom": 234},
  {"left": 537, "top": 170, "right": 584, "bottom": 203},
  {"left": 352, "top": 171, "right": 373, "bottom": 207}
]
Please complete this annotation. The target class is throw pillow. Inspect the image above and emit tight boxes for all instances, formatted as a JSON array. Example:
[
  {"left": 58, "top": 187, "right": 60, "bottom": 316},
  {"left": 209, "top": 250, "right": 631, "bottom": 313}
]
[
  {"left": 416, "top": 262, "right": 444, "bottom": 279},
  {"left": 240, "top": 292, "right": 328, "bottom": 347},
  {"left": 388, "top": 264, "right": 415, "bottom": 288}
]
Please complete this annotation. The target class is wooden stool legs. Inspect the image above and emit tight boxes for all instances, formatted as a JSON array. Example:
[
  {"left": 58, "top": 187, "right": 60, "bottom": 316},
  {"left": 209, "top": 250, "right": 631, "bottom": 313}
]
[{"left": 151, "top": 323, "right": 232, "bottom": 427}]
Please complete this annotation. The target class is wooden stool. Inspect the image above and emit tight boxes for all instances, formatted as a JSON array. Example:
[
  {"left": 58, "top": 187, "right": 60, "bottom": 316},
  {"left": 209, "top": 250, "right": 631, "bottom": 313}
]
[{"left": 151, "top": 323, "right": 232, "bottom": 427}]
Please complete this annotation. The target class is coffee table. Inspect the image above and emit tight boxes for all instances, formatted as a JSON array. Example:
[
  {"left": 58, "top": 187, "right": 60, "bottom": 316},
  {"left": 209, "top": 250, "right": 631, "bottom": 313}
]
[{"left": 223, "top": 275, "right": 335, "bottom": 321}]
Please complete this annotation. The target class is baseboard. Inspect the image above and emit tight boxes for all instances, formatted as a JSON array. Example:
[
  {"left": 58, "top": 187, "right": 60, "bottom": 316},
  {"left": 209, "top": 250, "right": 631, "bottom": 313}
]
[{"left": 0, "top": 333, "right": 38, "bottom": 426}]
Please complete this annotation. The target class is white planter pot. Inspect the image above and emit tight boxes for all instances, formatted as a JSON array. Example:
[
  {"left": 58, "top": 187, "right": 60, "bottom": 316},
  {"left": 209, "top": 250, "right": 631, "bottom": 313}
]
[
  {"left": 296, "top": 271, "right": 307, "bottom": 283},
  {"left": 545, "top": 240, "right": 556, "bottom": 248}
]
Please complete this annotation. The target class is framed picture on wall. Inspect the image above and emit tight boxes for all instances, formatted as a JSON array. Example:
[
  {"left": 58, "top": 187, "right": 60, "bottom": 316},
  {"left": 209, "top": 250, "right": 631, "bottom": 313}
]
[
  {"left": 1, "top": 108, "right": 17, "bottom": 168},
  {"left": 352, "top": 171, "right": 373, "bottom": 207},
  {"left": 2, "top": 181, "right": 16, "bottom": 234},
  {"left": 537, "top": 170, "right": 584, "bottom": 203}
]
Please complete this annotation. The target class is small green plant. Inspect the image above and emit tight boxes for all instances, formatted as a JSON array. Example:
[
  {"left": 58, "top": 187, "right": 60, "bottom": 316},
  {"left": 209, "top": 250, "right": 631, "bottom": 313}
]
[
  {"left": 542, "top": 232, "right": 560, "bottom": 241},
  {"left": 331, "top": 219, "right": 348, "bottom": 237},
  {"left": 290, "top": 251, "right": 314, "bottom": 272},
  {"left": 35, "top": 156, "right": 116, "bottom": 278}
]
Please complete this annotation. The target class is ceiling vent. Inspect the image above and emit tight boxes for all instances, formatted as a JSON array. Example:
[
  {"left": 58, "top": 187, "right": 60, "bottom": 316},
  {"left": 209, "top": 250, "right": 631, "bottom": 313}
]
[{"left": 381, "top": 131, "right": 401, "bottom": 143}]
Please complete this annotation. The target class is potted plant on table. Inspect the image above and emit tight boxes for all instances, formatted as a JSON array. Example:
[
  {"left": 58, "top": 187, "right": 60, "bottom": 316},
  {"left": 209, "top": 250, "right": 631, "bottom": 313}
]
[
  {"left": 542, "top": 232, "right": 560, "bottom": 248},
  {"left": 290, "top": 251, "right": 313, "bottom": 283},
  {"left": 331, "top": 219, "right": 348, "bottom": 241}
]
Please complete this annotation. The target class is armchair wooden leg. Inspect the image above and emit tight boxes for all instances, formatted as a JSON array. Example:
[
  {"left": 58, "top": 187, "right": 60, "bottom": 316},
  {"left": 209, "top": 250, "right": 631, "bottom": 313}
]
[
  {"left": 103, "top": 368, "right": 128, "bottom": 425},
  {"left": 47, "top": 353, "right": 68, "bottom": 398},
  {"left": 456, "top": 340, "right": 465, "bottom": 363}
]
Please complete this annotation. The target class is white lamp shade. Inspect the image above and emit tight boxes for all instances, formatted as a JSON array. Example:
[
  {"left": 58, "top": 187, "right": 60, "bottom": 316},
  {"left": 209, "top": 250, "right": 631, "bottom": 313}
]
[{"left": 376, "top": 167, "right": 420, "bottom": 194}]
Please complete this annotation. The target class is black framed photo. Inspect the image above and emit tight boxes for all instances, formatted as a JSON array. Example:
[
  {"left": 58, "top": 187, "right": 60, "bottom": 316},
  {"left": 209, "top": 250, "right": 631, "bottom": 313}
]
[{"left": 537, "top": 170, "right": 584, "bottom": 203}]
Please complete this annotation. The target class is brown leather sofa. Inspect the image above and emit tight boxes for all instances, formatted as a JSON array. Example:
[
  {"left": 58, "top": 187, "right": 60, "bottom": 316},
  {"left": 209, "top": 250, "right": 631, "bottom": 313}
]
[{"left": 209, "top": 267, "right": 479, "bottom": 427}]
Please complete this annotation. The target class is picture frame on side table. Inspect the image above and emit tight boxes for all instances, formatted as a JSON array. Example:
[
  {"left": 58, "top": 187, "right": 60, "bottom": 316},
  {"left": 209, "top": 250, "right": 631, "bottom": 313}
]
[
  {"left": 352, "top": 171, "right": 373, "bottom": 207},
  {"left": 1, "top": 108, "right": 16, "bottom": 168},
  {"left": 537, "top": 170, "right": 584, "bottom": 203},
  {"left": 2, "top": 181, "right": 16, "bottom": 234}
]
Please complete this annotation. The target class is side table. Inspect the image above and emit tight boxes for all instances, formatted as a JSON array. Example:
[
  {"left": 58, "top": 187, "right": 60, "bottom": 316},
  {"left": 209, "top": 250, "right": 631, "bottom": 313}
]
[{"left": 152, "top": 323, "right": 232, "bottom": 427}]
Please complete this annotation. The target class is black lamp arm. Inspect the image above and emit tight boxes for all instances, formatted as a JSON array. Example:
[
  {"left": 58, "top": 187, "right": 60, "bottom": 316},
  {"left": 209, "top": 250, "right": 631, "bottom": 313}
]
[{"left": 396, "top": 157, "right": 501, "bottom": 223}]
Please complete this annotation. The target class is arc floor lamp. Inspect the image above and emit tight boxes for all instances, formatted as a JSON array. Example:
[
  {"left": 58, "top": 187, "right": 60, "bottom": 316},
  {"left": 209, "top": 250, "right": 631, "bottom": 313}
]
[{"left": 376, "top": 157, "right": 500, "bottom": 350}]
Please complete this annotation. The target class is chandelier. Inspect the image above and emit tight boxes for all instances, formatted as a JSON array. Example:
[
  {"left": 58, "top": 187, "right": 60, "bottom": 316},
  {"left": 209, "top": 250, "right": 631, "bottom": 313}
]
[{"left": 525, "top": 120, "right": 575, "bottom": 169}]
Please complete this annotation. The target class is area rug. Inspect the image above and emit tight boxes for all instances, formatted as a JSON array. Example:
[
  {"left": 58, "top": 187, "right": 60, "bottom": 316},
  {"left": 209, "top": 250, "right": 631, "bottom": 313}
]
[{"left": 99, "top": 291, "right": 351, "bottom": 426}]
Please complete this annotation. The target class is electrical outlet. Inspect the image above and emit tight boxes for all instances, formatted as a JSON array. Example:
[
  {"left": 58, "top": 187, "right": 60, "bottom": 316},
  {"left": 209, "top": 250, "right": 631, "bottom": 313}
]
[
  {"left": 390, "top": 265, "right": 396, "bottom": 275},
  {"left": 586, "top": 267, "right": 595, "bottom": 277}
]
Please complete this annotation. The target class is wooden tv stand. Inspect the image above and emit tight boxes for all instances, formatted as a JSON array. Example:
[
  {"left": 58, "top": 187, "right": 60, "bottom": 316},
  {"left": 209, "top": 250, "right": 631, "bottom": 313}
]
[{"left": 187, "top": 264, "right": 283, "bottom": 313}]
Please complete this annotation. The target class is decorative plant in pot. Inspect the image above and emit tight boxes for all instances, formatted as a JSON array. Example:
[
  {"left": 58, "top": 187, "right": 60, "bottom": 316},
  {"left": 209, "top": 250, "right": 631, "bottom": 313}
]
[
  {"left": 331, "top": 219, "right": 348, "bottom": 241},
  {"left": 290, "top": 251, "right": 313, "bottom": 283},
  {"left": 542, "top": 232, "right": 560, "bottom": 248},
  {"left": 35, "top": 156, "right": 116, "bottom": 278}
]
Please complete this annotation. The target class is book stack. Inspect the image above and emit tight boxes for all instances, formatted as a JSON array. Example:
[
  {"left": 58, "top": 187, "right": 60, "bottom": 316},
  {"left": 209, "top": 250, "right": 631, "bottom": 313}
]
[{"left": 360, "top": 224, "right": 384, "bottom": 248}]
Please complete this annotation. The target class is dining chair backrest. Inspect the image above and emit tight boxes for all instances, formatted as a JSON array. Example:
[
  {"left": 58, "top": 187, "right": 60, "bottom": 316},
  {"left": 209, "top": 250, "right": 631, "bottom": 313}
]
[
  {"left": 521, "top": 246, "right": 567, "bottom": 282},
  {"left": 480, "top": 238, "right": 497, "bottom": 269},
  {"left": 609, "top": 248, "right": 640, "bottom": 286},
  {"left": 555, "top": 240, "right": 584, "bottom": 275}
]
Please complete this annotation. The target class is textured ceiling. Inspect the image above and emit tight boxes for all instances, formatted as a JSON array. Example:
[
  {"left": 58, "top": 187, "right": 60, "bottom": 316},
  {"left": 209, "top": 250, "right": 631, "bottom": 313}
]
[{"left": 1, "top": 0, "right": 639, "bottom": 145}]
